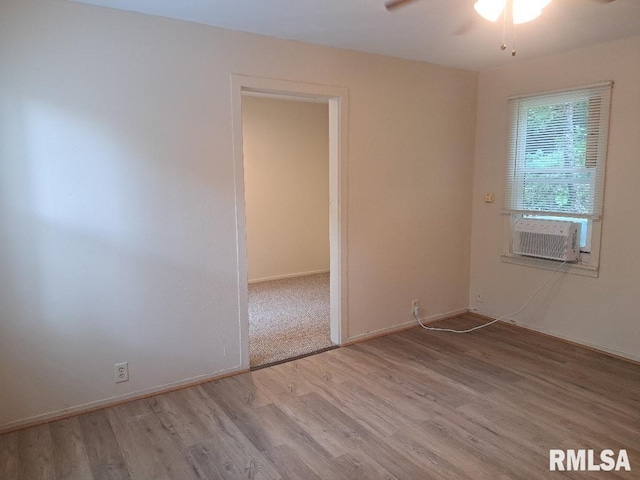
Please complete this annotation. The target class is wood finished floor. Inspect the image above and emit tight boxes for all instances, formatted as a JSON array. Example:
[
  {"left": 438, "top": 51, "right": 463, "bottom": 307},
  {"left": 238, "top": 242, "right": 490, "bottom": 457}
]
[{"left": 2, "top": 314, "right": 639, "bottom": 479}]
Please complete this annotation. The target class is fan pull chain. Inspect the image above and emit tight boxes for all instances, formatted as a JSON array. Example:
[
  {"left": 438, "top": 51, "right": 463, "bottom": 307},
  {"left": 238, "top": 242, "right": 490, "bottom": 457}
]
[
  {"left": 500, "top": 3, "right": 507, "bottom": 51},
  {"left": 499, "top": 0, "right": 516, "bottom": 56}
]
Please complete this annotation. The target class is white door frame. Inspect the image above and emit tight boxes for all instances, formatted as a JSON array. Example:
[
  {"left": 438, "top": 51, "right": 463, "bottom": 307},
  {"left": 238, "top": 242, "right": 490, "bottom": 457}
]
[{"left": 231, "top": 74, "right": 348, "bottom": 369}]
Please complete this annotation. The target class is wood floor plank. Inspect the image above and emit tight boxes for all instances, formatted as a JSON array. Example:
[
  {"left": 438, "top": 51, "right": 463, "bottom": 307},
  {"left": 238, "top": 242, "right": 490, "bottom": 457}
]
[
  {"left": 50, "top": 417, "right": 95, "bottom": 480},
  {"left": 0, "top": 431, "right": 18, "bottom": 480},
  {"left": 6, "top": 317, "right": 640, "bottom": 479},
  {"left": 350, "top": 431, "right": 446, "bottom": 480},
  {"left": 351, "top": 343, "right": 477, "bottom": 408},
  {"left": 174, "top": 386, "right": 283, "bottom": 480},
  {"left": 215, "top": 373, "right": 277, "bottom": 410},
  {"left": 250, "top": 362, "right": 315, "bottom": 399},
  {"left": 357, "top": 370, "right": 453, "bottom": 423},
  {"left": 274, "top": 346, "right": 426, "bottom": 437},
  {"left": 306, "top": 377, "right": 409, "bottom": 437},
  {"left": 396, "top": 326, "right": 474, "bottom": 357},
  {"left": 78, "top": 410, "right": 132, "bottom": 480},
  {"left": 334, "top": 450, "right": 400, "bottom": 480},
  {"left": 271, "top": 391, "right": 372, "bottom": 457},
  {"left": 388, "top": 426, "right": 474, "bottom": 480},
  {"left": 453, "top": 316, "right": 582, "bottom": 364},
  {"left": 186, "top": 443, "right": 227, "bottom": 480},
  {"left": 456, "top": 393, "right": 580, "bottom": 455},
  {"left": 105, "top": 400, "right": 206, "bottom": 480},
  {"left": 246, "top": 403, "right": 351, "bottom": 480},
  {"left": 17, "top": 424, "right": 54, "bottom": 480},
  {"left": 326, "top": 345, "right": 387, "bottom": 375},
  {"left": 188, "top": 437, "right": 281, "bottom": 480},
  {"left": 201, "top": 382, "right": 285, "bottom": 453},
  {"left": 271, "top": 354, "right": 347, "bottom": 395},
  {"left": 490, "top": 374, "right": 640, "bottom": 440},
  {"left": 426, "top": 408, "right": 550, "bottom": 479},
  {"left": 360, "top": 337, "right": 498, "bottom": 395},
  {"left": 301, "top": 349, "right": 364, "bottom": 385},
  {"left": 149, "top": 388, "right": 218, "bottom": 448},
  {"left": 364, "top": 333, "right": 450, "bottom": 363},
  {"left": 261, "top": 444, "right": 323, "bottom": 480},
  {"left": 415, "top": 417, "right": 530, "bottom": 480},
  {"left": 299, "top": 350, "right": 371, "bottom": 386}
]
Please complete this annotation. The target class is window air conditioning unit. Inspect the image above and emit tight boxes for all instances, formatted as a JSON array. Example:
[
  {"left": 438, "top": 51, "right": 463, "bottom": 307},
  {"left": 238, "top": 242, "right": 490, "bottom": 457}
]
[{"left": 512, "top": 218, "right": 581, "bottom": 262}]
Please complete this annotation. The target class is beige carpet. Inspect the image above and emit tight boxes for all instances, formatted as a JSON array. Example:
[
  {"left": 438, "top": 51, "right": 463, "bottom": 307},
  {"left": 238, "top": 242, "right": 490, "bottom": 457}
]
[{"left": 248, "top": 272, "right": 335, "bottom": 368}]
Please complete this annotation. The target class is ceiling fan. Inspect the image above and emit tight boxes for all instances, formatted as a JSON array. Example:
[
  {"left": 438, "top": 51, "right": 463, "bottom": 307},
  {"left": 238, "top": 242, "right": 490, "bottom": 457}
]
[
  {"left": 385, "top": 0, "right": 617, "bottom": 55},
  {"left": 385, "top": 0, "right": 615, "bottom": 12}
]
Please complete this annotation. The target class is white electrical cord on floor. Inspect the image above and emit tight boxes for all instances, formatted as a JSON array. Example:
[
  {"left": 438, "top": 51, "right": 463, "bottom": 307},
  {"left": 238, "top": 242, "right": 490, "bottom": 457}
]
[{"left": 415, "top": 261, "right": 567, "bottom": 334}]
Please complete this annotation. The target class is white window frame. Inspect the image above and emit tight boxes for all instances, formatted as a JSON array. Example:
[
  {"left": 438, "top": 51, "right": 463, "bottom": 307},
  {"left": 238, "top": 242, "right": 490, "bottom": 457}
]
[{"left": 501, "top": 82, "right": 612, "bottom": 276}]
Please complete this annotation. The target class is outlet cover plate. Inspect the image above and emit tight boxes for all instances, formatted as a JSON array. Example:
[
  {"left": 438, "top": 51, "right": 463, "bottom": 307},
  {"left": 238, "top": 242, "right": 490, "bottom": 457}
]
[{"left": 115, "top": 362, "right": 129, "bottom": 383}]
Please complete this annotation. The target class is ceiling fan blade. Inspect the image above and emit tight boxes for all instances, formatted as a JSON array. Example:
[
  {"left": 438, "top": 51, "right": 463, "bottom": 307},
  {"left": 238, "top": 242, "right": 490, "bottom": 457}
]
[
  {"left": 454, "top": 15, "right": 478, "bottom": 36},
  {"left": 385, "top": 0, "right": 420, "bottom": 11}
]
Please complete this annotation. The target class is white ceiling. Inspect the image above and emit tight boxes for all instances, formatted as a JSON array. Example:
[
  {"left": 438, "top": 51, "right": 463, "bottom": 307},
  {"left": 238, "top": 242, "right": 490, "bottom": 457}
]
[{"left": 69, "top": 0, "right": 640, "bottom": 71}]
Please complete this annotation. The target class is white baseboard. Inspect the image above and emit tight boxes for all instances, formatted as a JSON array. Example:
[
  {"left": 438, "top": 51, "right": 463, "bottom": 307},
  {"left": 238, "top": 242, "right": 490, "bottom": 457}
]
[
  {"left": 345, "top": 307, "right": 469, "bottom": 345},
  {"left": 510, "top": 320, "right": 640, "bottom": 363},
  {"left": 248, "top": 269, "right": 330, "bottom": 284},
  {"left": 470, "top": 308, "right": 640, "bottom": 364},
  {"left": 0, "top": 365, "right": 245, "bottom": 435}
]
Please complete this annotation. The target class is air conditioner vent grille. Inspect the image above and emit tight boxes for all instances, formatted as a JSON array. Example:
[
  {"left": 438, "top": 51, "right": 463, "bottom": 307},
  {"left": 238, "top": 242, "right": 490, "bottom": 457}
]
[{"left": 512, "top": 219, "right": 580, "bottom": 262}]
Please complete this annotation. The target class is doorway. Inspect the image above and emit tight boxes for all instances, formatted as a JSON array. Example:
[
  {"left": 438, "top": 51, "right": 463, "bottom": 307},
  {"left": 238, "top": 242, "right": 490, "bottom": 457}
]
[
  {"left": 243, "top": 94, "right": 332, "bottom": 367},
  {"left": 231, "top": 75, "right": 348, "bottom": 370}
]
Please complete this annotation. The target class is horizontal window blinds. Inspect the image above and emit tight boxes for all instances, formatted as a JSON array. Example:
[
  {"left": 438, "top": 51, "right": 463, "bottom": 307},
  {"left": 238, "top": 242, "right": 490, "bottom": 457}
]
[{"left": 503, "top": 82, "right": 612, "bottom": 220}]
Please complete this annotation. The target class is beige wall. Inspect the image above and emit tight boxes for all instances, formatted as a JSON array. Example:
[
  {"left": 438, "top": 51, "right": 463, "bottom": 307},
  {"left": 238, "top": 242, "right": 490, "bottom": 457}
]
[
  {"left": 469, "top": 36, "right": 640, "bottom": 361},
  {"left": 242, "top": 96, "right": 329, "bottom": 282},
  {"left": 0, "top": 0, "right": 477, "bottom": 428}
]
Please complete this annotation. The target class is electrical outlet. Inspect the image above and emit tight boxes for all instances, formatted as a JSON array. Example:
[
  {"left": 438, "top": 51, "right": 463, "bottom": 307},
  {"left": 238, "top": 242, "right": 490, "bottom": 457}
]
[
  {"left": 114, "top": 362, "right": 129, "bottom": 383},
  {"left": 412, "top": 299, "right": 420, "bottom": 317},
  {"left": 475, "top": 293, "right": 484, "bottom": 303}
]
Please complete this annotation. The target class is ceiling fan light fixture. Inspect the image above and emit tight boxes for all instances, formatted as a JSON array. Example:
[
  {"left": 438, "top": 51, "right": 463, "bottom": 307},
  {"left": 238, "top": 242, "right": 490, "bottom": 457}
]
[
  {"left": 475, "top": 0, "right": 552, "bottom": 24},
  {"left": 474, "top": 0, "right": 506, "bottom": 22},
  {"left": 513, "top": 0, "right": 551, "bottom": 24},
  {"left": 513, "top": 3, "right": 542, "bottom": 24}
]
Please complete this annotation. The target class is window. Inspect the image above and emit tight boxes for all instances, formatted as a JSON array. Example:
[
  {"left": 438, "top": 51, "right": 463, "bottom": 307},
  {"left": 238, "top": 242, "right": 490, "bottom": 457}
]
[{"left": 503, "top": 82, "right": 612, "bottom": 270}]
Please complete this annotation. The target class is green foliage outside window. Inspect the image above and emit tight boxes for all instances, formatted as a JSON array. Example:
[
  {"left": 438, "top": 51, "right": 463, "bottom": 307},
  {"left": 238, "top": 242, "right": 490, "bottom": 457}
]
[{"left": 520, "top": 100, "right": 592, "bottom": 214}]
